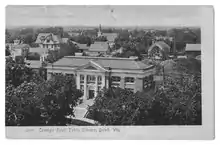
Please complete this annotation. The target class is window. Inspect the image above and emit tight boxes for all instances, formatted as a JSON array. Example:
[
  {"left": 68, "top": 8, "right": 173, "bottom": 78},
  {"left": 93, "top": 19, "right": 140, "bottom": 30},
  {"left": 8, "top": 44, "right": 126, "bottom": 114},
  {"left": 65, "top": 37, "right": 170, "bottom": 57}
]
[
  {"left": 111, "top": 76, "right": 121, "bottom": 82},
  {"left": 80, "top": 75, "right": 84, "bottom": 83},
  {"left": 54, "top": 73, "right": 61, "bottom": 76},
  {"left": 143, "top": 75, "right": 154, "bottom": 89},
  {"left": 80, "top": 85, "right": 84, "bottom": 93},
  {"left": 98, "top": 76, "right": 102, "bottom": 85},
  {"left": 125, "top": 77, "right": 135, "bottom": 84},
  {"left": 87, "top": 75, "right": 95, "bottom": 83},
  {"left": 111, "top": 76, "right": 121, "bottom": 87},
  {"left": 66, "top": 73, "right": 74, "bottom": 78}
]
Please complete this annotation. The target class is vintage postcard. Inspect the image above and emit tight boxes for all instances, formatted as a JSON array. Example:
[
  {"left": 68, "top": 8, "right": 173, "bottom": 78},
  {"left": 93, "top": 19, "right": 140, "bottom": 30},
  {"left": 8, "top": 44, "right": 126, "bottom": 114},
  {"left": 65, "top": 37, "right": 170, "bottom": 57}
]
[{"left": 5, "top": 5, "right": 214, "bottom": 139}]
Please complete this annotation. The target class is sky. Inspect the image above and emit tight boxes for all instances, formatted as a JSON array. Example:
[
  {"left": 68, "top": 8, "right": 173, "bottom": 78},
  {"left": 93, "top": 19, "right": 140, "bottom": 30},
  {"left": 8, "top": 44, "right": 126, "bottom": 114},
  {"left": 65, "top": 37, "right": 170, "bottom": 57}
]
[{"left": 6, "top": 5, "right": 202, "bottom": 27}]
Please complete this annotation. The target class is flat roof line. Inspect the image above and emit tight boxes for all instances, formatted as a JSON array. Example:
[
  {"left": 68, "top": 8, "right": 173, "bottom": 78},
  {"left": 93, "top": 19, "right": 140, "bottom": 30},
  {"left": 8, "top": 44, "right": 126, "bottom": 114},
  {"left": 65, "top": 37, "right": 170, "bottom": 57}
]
[{"left": 64, "top": 56, "right": 138, "bottom": 61}]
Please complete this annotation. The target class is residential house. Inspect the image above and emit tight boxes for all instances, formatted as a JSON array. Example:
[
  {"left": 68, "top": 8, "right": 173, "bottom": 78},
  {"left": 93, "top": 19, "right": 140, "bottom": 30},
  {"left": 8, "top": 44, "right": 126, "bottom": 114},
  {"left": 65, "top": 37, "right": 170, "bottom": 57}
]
[
  {"left": 76, "top": 43, "right": 90, "bottom": 53},
  {"left": 87, "top": 41, "right": 109, "bottom": 56},
  {"left": 35, "top": 33, "right": 62, "bottom": 51},
  {"left": 76, "top": 41, "right": 109, "bottom": 56},
  {"left": 102, "top": 33, "right": 118, "bottom": 48},
  {"left": 29, "top": 47, "right": 48, "bottom": 60},
  {"left": 10, "top": 43, "right": 30, "bottom": 60}
]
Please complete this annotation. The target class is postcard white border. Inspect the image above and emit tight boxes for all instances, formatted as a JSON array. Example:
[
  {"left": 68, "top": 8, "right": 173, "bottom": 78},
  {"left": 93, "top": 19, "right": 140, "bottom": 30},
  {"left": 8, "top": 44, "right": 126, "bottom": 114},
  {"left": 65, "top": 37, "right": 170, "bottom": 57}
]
[{"left": 5, "top": 5, "right": 214, "bottom": 140}]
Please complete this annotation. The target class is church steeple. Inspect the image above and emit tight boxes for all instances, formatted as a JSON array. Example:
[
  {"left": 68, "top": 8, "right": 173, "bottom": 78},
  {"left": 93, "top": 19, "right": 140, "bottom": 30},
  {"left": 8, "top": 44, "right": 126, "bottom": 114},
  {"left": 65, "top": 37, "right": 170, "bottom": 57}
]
[
  {"left": 99, "top": 24, "right": 102, "bottom": 32},
  {"left": 97, "top": 24, "right": 102, "bottom": 37}
]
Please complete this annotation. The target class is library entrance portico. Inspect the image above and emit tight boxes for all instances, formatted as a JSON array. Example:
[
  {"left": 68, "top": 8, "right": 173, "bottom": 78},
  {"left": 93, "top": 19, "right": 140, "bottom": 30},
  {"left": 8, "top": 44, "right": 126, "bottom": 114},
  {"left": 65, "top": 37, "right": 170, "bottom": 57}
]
[{"left": 75, "top": 61, "right": 108, "bottom": 100}]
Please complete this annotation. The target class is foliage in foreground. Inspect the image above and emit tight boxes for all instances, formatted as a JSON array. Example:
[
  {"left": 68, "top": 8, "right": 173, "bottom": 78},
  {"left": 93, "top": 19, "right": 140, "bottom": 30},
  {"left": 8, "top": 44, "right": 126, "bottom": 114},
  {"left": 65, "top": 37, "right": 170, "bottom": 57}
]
[{"left": 6, "top": 73, "right": 83, "bottom": 126}]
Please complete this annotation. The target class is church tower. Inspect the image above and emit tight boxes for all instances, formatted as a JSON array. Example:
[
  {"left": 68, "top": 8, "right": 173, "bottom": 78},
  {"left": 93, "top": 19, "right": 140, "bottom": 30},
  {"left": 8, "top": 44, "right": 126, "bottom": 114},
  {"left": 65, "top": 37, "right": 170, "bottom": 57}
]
[{"left": 97, "top": 24, "right": 102, "bottom": 37}]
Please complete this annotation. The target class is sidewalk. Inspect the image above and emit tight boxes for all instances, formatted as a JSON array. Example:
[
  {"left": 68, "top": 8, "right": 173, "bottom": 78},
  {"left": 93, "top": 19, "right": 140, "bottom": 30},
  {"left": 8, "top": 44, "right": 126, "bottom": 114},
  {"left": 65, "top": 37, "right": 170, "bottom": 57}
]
[{"left": 74, "top": 99, "right": 95, "bottom": 118}]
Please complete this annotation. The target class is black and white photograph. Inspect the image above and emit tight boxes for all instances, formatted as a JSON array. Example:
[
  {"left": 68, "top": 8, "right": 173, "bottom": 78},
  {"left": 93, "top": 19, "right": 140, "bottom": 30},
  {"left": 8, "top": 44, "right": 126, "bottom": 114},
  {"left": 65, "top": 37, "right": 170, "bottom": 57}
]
[{"left": 5, "top": 5, "right": 214, "bottom": 139}]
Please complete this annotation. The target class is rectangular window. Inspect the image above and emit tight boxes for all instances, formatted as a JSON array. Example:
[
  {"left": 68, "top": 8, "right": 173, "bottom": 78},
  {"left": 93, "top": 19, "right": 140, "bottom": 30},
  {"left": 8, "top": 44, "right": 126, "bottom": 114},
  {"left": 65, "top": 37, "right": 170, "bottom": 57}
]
[
  {"left": 125, "top": 77, "right": 135, "bottom": 84},
  {"left": 80, "top": 75, "right": 84, "bottom": 83},
  {"left": 80, "top": 85, "right": 84, "bottom": 93},
  {"left": 54, "top": 73, "right": 61, "bottom": 76},
  {"left": 66, "top": 73, "right": 74, "bottom": 78},
  {"left": 143, "top": 75, "right": 154, "bottom": 89},
  {"left": 87, "top": 75, "right": 95, "bottom": 83},
  {"left": 111, "top": 76, "right": 121, "bottom": 82},
  {"left": 98, "top": 76, "right": 102, "bottom": 85}
]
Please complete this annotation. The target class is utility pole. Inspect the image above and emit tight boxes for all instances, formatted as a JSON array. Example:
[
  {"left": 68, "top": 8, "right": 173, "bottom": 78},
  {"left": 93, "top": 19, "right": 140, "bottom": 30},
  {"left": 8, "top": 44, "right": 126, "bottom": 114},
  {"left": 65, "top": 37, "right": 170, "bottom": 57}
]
[{"left": 173, "top": 35, "right": 176, "bottom": 58}]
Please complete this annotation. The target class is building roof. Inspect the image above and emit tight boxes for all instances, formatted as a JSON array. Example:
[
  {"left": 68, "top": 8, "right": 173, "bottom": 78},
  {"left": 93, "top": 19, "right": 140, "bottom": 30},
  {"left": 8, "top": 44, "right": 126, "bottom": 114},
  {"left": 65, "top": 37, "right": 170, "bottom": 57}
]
[
  {"left": 26, "top": 60, "right": 42, "bottom": 68},
  {"left": 77, "top": 43, "right": 89, "bottom": 50},
  {"left": 29, "top": 47, "right": 47, "bottom": 55},
  {"left": 148, "top": 41, "right": 171, "bottom": 60},
  {"left": 49, "top": 56, "right": 153, "bottom": 70},
  {"left": 68, "top": 32, "right": 80, "bottom": 37},
  {"left": 102, "top": 33, "right": 118, "bottom": 42},
  {"left": 11, "top": 44, "right": 30, "bottom": 50},
  {"left": 149, "top": 41, "right": 171, "bottom": 52},
  {"left": 89, "top": 42, "right": 109, "bottom": 52},
  {"left": 35, "top": 33, "right": 62, "bottom": 44},
  {"left": 61, "top": 38, "right": 69, "bottom": 43},
  {"left": 185, "top": 44, "right": 201, "bottom": 51}
]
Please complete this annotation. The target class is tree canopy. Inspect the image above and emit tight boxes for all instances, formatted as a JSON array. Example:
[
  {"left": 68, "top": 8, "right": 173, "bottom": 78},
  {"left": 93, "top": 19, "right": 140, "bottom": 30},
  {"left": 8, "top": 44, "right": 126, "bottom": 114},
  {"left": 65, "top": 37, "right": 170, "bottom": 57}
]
[
  {"left": 6, "top": 74, "right": 83, "bottom": 126},
  {"left": 5, "top": 58, "right": 83, "bottom": 126},
  {"left": 87, "top": 58, "right": 201, "bottom": 125}
]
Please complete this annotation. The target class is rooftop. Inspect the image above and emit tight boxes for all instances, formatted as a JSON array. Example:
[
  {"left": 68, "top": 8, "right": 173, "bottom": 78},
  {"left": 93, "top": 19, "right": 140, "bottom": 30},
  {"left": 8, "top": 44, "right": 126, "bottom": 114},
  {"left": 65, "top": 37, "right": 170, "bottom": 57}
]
[
  {"left": 26, "top": 60, "right": 42, "bottom": 68},
  {"left": 35, "top": 33, "right": 62, "bottom": 44},
  {"left": 185, "top": 44, "right": 201, "bottom": 51},
  {"left": 77, "top": 43, "right": 89, "bottom": 50},
  {"left": 11, "top": 44, "right": 30, "bottom": 50},
  {"left": 89, "top": 41, "right": 108, "bottom": 52},
  {"left": 102, "top": 33, "right": 118, "bottom": 42},
  {"left": 29, "top": 47, "right": 47, "bottom": 55},
  {"left": 50, "top": 56, "right": 153, "bottom": 70}
]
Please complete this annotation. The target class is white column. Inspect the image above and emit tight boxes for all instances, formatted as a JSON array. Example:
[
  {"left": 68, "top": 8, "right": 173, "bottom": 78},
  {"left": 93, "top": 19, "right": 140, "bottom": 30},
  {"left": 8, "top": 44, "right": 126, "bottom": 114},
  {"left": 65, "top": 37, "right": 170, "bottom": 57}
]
[
  {"left": 83, "top": 74, "right": 87, "bottom": 100},
  {"left": 120, "top": 76, "right": 125, "bottom": 89},
  {"left": 76, "top": 74, "right": 80, "bottom": 89},
  {"left": 95, "top": 75, "right": 98, "bottom": 97},
  {"left": 101, "top": 74, "right": 105, "bottom": 88},
  {"left": 106, "top": 76, "right": 109, "bottom": 88}
]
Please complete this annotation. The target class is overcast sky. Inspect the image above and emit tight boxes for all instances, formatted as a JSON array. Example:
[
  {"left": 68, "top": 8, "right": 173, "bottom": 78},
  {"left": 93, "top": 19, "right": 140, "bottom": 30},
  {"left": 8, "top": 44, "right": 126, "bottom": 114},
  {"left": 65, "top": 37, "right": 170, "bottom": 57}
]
[{"left": 6, "top": 5, "right": 202, "bottom": 27}]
